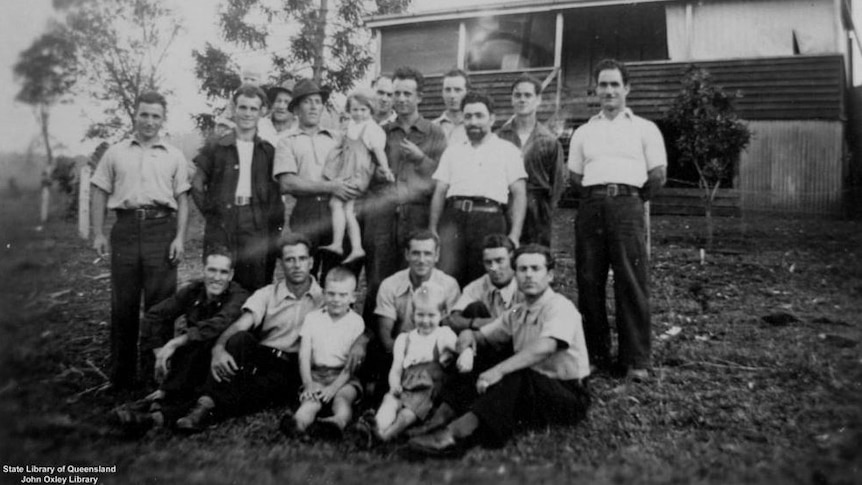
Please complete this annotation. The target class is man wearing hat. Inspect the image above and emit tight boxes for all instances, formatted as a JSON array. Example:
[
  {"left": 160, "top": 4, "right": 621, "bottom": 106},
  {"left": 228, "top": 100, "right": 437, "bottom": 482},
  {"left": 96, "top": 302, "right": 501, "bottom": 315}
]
[
  {"left": 192, "top": 84, "right": 284, "bottom": 292},
  {"left": 274, "top": 78, "right": 362, "bottom": 279},
  {"left": 259, "top": 79, "right": 297, "bottom": 145}
]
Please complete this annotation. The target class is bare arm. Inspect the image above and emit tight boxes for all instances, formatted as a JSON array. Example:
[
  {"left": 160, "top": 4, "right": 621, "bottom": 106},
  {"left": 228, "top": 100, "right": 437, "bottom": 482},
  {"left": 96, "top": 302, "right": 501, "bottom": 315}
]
[
  {"left": 91, "top": 187, "right": 109, "bottom": 257},
  {"left": 278, "top": 173, "right": 360, "bottom": 201},
  {"left": 377, "top": 316, "right": 396, "bottom": 352},
  {"left": 210, "top": 312, "right": 255, "bottom": 382},
  {"left": 506, "top": 179, "right": 527, "bottom": 245},
  {"left": 169, "top": 192, "right": 189, "bottom": 263},
  {"left": 477, "top": 336, "right": 558, "bottom": 393},
  {"left": 428, "top": 181, "right": 449, "bottom": 234}
]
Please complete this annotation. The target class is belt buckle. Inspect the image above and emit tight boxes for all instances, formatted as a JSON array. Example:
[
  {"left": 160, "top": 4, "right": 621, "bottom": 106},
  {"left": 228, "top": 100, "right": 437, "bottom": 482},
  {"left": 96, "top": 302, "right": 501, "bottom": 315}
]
[
  {"left": 134, "top": 208, "right": 147, "bottom": 220},
  {"left": 607, "top": 184, "right": 620, "bottom": 197},
  {"left": 461, "top": 199, "right": 473, "bottom": 212}
]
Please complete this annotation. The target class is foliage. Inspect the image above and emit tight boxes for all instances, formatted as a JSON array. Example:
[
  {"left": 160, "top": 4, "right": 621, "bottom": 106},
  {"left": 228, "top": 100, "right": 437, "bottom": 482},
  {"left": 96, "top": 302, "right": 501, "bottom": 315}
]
[
  {"left": 192, "top": 0, "right": 411, "bottom": 133},
  {"left": 662, "top": 67, "right": 752, "bottom": 198},
  {"left": 54, "top": 0, "right": 184, "bottom": 140}
]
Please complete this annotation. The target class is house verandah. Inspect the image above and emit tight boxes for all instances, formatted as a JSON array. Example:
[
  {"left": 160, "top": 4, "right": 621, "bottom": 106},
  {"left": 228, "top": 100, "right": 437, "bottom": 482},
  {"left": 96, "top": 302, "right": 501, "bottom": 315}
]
[{"left": 366, "top": 0, "right": 857, "bottom": 216}]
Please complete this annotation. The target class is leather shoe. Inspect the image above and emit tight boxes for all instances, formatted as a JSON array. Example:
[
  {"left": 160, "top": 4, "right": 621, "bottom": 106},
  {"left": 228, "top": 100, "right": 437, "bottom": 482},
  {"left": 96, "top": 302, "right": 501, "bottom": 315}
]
[
  {"left": 628, "top": 368, "right": 649, "bottom": 382},
  {"left": 407, "top": 428, "right": 468, "bottom": 458},
  {"left": 175, "top": 402, "right": 213, "bottom": 433}
]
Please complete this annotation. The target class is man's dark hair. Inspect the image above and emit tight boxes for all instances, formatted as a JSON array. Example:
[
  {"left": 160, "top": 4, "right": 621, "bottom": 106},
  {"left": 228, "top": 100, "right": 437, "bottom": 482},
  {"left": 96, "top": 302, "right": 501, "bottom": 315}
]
[
  {"left": 204, "top": 244, "right": 235, "bottom": 269},
  {"left": 511, "top": 74, "right": 543, "bottom": 96},
  {"left": 482, "top": 233, "right": 515, "bottom": 253},
  {"left": 233, "top": 83, "right": 270, "bottom": 108},
  {"left": 406, "top": 229, "right": 439, "bottom": 250},
  {"left": 325, "top": 265, "right": 357, "bottom": 286},
  {"left": 136, "top": 91, "right": 167, "bottom": 112},
  {"left": 278, "top": 233, "right": 314, "bottom": 256},
  {"left": 593, "top": 58, "right": 629, "bottom": 85},
  {"left": 460, "top": 90, "right": 494, "bottom": 114},
  {"left": 443, "top": 68, "right": 472, "bottom": 90},
  {"left": 512, "top": 244, "right": 555, "bottom": 271},
  {"left": 393, "top": 66, "right": 425, "bottom": 94}
]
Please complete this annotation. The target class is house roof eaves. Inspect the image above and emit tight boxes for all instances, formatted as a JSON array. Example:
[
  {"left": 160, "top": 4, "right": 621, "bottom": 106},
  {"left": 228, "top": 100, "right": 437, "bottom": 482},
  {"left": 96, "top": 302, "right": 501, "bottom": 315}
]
[{"left": 365, "top": 0, "right": 675, "bottom": 28}]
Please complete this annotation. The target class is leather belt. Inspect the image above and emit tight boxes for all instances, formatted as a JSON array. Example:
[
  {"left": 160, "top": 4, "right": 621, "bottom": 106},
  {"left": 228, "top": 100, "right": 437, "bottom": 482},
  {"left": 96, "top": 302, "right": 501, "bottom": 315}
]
[
  {"left": 585, "top": 184, "right": 640, "bottom": 198},
  {"left": 235, "top": 196, "right": 253, "bottom": 206},
  {"left": 268, "top": 347, "right": 293, "bottom": 362},
  {"left": 116, "top": 207, "right": 174, "bottom": 220},
  {"left": 447, "top": 197, "right": 503, "bottom": 213}
]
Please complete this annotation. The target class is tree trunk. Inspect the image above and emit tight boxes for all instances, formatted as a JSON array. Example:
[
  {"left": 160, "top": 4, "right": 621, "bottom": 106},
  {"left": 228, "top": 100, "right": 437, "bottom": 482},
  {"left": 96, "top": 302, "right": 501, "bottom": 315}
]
[
  {"left": 312, "top": 0, "right": 328, "bottom": 85},
  {"left": 38, "top": 104, "right": 53, "bottom": 225}
]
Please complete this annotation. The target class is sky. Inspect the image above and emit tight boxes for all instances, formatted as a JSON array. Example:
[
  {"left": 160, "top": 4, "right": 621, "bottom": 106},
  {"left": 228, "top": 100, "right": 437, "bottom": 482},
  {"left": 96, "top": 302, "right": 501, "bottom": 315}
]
[{"left": 1, "top": 0, "right": 860, "bottom": 157}]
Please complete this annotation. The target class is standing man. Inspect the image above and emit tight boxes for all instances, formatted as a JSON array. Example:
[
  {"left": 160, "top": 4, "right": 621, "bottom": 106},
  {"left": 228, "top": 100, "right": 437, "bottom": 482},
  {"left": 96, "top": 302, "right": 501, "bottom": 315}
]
[
  {"left": 113, "top": 247, "right": 249, "bottom": 432},
  {"left": 371, "top": 75, "right": 396, "bottom": 126},
  {"left": 258, "top": 80, "right": 297, "bottom": 145},
  {"left": 175, "top": 235, "right": 324, "bottom": 432},
  {"left": 432, "top": 69, "right": 469, "bottom": 144},
  {"left": 91, "top": 91, "right": 190, "bottom": 390},
  {"left": 444, "top": 234, "right": 522, "bottom": 333},
  {"left": 568, "top": 58, "right": 667, "bottom": 380},
  {"left": 408, "top": 245, "right": 591, "bottom": 455},
  {"left": 274, "top": 79, "right": 362, "bottom": 279},
  {"left": 496, "top": 75, "right": 566, "bottom": 248},
  {"left": 361, "top": 67, "right": 448, "bottom": 321},
  {"left": 193, "top": 84, "right": 285, "bottom": 292},
  {"left": 429, "top": 91, "right": 527, "bottom": 287}
]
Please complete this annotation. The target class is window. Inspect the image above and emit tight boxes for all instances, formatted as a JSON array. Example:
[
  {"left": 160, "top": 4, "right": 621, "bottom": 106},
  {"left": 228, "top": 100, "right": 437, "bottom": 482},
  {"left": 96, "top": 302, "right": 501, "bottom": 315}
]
[{"left": 466, "top": 13, "right": 555, "bottom": 71}]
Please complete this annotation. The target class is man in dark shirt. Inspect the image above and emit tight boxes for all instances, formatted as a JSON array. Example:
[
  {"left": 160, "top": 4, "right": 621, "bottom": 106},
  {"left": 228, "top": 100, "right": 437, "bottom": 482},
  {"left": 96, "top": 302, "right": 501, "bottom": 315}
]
[
  {"left": 113, "top": 248, "right": 249, "bottom": 432},
  {"left": 496, "top": 75, "right": 566, "bottom": 248}
]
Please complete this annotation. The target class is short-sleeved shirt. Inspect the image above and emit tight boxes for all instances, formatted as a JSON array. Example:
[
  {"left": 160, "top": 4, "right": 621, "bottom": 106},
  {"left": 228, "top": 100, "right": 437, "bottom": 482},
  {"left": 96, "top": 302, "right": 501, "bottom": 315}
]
[
  {"left": 90, "top": 137, "right": 190, "bottom": 210},
  {"left": 375, "top": 268, "right": 461, "bottom": 334},
  {"left": 393, "top": 326, "right": 457, "bottom": 368},
  {"left": 272, "top": 127, "right": 340, "bottom": 182},
  {"left": 346, "top": 119, "right": 387, "bottom": 152},
  {"left": 480, "top": 289, "right": 590, "bottom": 380},
  {"left": 433, "top": 112, "right": 467, "bottom": 146},
  {"left": 452, "top": 274, "right": 523, "bottom": 318},
  {"left": 567, "top": 108, "right": 667, "bottom": 188},
  {"left": 299, "top": 308, "right": 365, "bottom": 368},
  {"left": 241, "top": 279, "right": 324, "bottom": 353},
  {"left": 433, "top": 133, "right": 527, "bottom": 205}
]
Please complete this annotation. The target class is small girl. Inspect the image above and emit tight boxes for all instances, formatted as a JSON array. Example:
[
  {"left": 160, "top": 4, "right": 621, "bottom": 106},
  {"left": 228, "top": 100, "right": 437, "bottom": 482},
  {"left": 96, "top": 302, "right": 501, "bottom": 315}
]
[
  {"left": 320, "top": 88, "right": 395, "bottom": 264},
  {"left": 371, "top": 283, "right": 458, "bottom": 442}
]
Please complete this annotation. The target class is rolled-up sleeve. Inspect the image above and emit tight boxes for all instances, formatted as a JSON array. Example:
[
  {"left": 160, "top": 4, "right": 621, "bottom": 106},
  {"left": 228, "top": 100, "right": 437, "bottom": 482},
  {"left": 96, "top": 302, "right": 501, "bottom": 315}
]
[{"left": 272, "top": 135, "right": 298, "bottom": 180}]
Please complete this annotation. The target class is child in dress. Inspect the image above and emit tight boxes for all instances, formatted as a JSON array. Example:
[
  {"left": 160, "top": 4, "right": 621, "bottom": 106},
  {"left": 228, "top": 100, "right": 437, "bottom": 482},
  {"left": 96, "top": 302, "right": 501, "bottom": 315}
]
[
  {"left": 320, "top": 88, "right": 395, "bottom": 264},
  {"left": 288, "top": 267, "right": 365, "bottom": 437},
  {"left": 372, "top": 282, "right": 458, "bottom": 441}
]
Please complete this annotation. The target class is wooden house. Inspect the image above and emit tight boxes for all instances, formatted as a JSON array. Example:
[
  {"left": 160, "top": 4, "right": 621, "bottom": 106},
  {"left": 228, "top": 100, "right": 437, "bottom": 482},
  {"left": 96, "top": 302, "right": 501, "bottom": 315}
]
[{"left": 365, "top": 0, "right": 859, "bottom": 216}]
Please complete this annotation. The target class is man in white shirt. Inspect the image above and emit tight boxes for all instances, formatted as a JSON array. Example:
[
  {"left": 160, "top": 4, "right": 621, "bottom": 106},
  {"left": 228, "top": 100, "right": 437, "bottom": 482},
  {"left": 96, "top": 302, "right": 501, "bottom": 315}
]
[
  {"left": 567, "top": 58, "right": 667, "bottom": 381},
  {"left": 430, "top": 91, "right": 527, "bottom": 287}
]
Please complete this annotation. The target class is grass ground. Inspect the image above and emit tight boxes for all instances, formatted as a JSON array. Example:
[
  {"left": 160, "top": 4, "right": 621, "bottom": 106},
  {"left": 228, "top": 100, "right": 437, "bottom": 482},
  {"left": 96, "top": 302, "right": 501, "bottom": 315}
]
[{"left": 0, "top": 190, "right": 860, "bottom": 485}]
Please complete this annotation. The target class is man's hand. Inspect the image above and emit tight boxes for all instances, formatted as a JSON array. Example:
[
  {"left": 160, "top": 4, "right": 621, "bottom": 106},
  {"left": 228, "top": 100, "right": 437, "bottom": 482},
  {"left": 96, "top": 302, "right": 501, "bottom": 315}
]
[
  {"left": 456, "top": 330, "right": 478, "bottom": 354},
  {"left": 169, "top": 237, "right": 184, "bottom": 264},
  {"left": 300, "top": 382, "right": 324, "bottom": 401},
  {"left": 476, "top": 366, "right": 504, "bottom": 394},
  {"left": 93, "top": 234, "right": 109, "bottom": 258},
  {"left": 399, "top": 139, "right": 424, "bottom": 161},
  {"left": 345, "top": 339, "right": 367, "bottom": 375},
  {"left": 153, "top": 345, "right": 176, "bottom": 379},
  {"left": 331, "top": 180, "right": 362, "bottom": 201},
  {"left": 319, "top": 384, "right": 339, "bottom": 403},
  {"left": 211, "top": 346, "right": 238, "bottom": 382},
  {"left": 507, "top": 234, "right": 520, "bottom": 249}
]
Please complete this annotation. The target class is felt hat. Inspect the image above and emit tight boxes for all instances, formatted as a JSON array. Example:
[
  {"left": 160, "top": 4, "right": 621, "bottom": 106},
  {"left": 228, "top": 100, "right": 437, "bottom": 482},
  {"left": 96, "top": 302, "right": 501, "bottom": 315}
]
[
  {"left": 268, "top": 79, "right": 296, "bottom": 104},
  {"left": 288, "top": 79, "right": 330, "bottom": 112}
]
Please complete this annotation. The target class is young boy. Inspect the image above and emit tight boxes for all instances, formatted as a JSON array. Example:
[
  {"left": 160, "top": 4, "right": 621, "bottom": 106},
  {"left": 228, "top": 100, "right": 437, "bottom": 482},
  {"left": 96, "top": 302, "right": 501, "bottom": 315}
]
[{"left": 288, "top": 266, "right": 365, "bottom": 437}]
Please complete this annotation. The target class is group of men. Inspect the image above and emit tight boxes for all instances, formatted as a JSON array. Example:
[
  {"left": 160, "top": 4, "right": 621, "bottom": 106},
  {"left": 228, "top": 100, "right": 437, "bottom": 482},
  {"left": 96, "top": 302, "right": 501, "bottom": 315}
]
[{"left": 92, "top": 58, "right": 666, "bottom": 454}]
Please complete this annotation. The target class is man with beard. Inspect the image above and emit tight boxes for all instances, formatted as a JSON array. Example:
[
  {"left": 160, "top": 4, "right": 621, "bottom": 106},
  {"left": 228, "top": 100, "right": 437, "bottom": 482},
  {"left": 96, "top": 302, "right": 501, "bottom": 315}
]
[
  {"left": 432, "top": 69, "right": 469, "bottom": 144},
  {"left": 429, "top": 91, "right": 527, "bottom": 287},
  {"left": 193, "top": 84, "right": 284, "bottom": 292},
  {"left": 112, "top": 247, "right": 249, "bottom": 432}
]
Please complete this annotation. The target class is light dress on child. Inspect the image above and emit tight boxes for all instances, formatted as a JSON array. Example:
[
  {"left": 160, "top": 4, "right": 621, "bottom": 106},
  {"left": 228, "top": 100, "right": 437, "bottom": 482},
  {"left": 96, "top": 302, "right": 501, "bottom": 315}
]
[
  {"left": 322, "top": 118, "right": 387, "bottom": 192},
  {"left": 393, "top": 326, "right": 457, "bottom": 419}
]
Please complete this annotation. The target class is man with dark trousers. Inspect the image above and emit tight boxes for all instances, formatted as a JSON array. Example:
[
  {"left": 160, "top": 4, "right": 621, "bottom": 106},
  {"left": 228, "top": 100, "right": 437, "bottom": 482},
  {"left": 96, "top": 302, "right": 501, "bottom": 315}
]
[
  {"left": 91, "top": 91, "right": 190, "bottom": 390},
  {"left": 193, "top": 84, "right": 284, "bottom": 292},
  {"left": 567, "top": 58, "right": 667, "bottom": 381},
  {"left": 112, "top": 247, "right": 249, "bottom": 432},
  {"left": 174, "top": 235, "right": 323, "bottom": 432},
  {"left": 496, "top": 74, "right": 566, "bottom": 248}
]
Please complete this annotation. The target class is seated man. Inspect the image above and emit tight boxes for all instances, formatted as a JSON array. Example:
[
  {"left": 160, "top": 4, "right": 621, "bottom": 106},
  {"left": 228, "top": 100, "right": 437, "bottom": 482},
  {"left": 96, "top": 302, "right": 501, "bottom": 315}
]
[
  {"left": 174, "top": 234, "right": 324, "bottom": 432},
  {"left": 113, "top": 247, "right": 249, "bottom": 432},
  {"left": 361, "top": 230, "right": 460, "bottom": 403},
  {"left": 444, "top": 234, "right": 523, "bottom": 333},
  {"left": 408, "top": 244, "right": 591, "bottom": 456}
]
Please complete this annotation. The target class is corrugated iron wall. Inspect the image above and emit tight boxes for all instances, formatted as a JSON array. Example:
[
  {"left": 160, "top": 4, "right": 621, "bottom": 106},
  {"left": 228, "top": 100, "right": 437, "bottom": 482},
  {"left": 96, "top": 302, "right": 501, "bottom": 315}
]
[{"left": 739, "top": 120, "right": 845, "bottom": 215}]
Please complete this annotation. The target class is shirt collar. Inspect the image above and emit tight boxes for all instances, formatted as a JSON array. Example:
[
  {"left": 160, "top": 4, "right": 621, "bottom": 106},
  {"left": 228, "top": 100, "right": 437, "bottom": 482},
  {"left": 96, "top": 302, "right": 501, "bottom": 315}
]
[
  {"left": 217, "top": 131, "right": 267, "bottom": 148},
  {"left": 394, "top": 268, "right": 440, "bottom": 296},
  {"left": 388, "top": 115, "right": 432, "bottom": 135},
  {"left": 287, "top": 125, "right": 335, "bottom": 139},
  {"left": 495, "top": 276, "right": 520, "bottom": 307},
  {"left": 594, "top": 107, "right": 634, "bottom": 122},
  {"left": 275, "top": 277, "right": 323, "bottom": 301},
  {"left": 525, "top": 287, "right": 556, "bottom": 311},
  {"left": 129, "top": 136, "right": 168, "bottom": 150}
]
